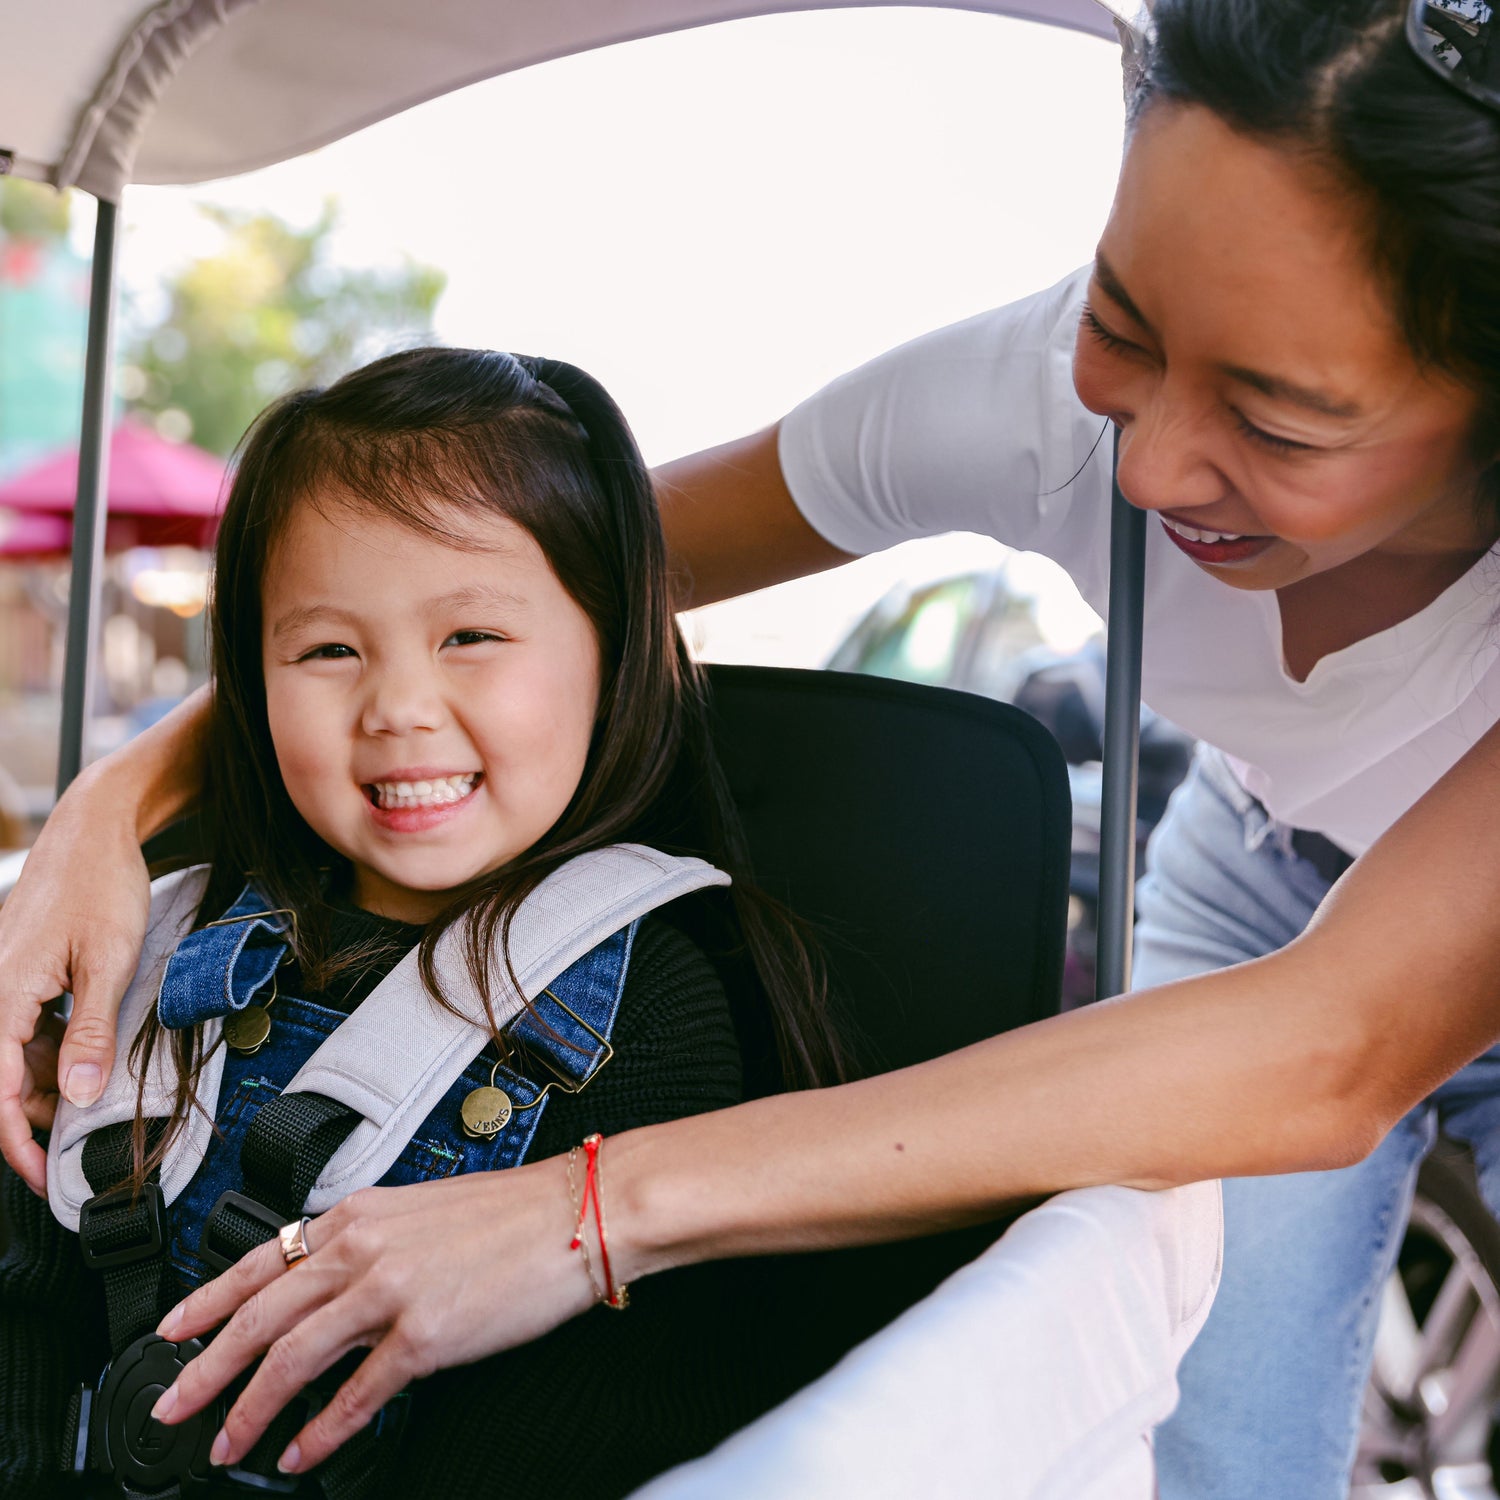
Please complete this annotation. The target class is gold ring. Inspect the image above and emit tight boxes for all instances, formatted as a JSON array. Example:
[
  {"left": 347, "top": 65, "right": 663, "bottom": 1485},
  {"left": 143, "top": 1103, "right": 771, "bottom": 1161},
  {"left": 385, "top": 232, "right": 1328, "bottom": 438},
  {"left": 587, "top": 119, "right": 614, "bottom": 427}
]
[{"left": 278, "top": 1216, "right": 313, "bottom": 1268}]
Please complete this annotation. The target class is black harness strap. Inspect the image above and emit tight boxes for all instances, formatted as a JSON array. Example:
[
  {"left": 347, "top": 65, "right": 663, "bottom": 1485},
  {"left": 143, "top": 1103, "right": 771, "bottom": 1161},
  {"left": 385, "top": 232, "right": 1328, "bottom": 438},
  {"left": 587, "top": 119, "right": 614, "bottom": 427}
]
[
  {"left": 198, "top": 1093, "right": 360, "bottom": 1272},
  {"left": 80, "top": 1122, "right": 172, "bottom": 1357},
  {"left": 242, "top": 1093, "right": 362, "bottom": 1220},
  {"left": 195, "top": 1092, "right": 395, "bottom": 1500}
]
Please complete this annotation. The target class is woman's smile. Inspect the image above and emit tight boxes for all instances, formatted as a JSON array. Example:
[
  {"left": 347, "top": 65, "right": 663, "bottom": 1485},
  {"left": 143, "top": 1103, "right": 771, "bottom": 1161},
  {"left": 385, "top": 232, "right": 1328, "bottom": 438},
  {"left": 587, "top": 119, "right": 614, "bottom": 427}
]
[
  {"left": 1072, "top": 105, "right": 1491, "bottom": 596},
  {"left": 1158, "top": 515, "right": 1275, "bottom": 567}
]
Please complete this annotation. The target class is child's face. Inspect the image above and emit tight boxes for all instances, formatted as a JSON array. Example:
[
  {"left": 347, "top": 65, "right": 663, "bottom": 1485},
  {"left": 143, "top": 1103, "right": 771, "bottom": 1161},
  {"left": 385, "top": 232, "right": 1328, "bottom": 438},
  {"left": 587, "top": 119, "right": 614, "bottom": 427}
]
[{"left": 261, "top": 496, "right": 602, "bottom": 922}]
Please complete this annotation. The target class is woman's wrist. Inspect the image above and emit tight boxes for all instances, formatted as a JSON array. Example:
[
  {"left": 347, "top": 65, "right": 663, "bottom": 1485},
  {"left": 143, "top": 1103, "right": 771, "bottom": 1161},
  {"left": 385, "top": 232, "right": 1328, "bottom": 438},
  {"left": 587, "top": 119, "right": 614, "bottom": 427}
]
[
  {"left": 602, "top": 1102, "right": 820, "bottom": 1282},
  {"left": 603, "top": 1119, "right": 725, "bottom": 1283}
]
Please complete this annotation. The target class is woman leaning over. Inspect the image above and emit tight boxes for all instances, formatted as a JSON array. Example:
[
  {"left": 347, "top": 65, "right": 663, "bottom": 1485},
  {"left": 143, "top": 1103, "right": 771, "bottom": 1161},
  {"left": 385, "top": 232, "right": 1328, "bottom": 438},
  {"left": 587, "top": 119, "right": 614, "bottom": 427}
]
[{"left": 4, "top": 2, "right": 1500, "bottom": 1496}]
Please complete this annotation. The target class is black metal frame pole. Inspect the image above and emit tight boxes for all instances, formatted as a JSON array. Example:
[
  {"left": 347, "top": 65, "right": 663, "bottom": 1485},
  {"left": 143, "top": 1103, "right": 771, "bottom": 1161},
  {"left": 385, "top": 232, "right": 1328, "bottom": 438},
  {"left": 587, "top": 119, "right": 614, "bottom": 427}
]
[
  {"left": 1096, "top": 430, "right": 1146, "bottom": 1001},
  {"left": 55, "top": 196, "right": 119, "bottom": 798}
]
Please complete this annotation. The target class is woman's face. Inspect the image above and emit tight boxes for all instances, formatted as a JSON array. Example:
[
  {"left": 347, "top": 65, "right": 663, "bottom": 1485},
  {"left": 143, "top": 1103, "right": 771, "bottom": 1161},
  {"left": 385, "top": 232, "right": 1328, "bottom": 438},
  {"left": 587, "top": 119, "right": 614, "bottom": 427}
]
[
  {"left": 261, "top": 497, "right": 601, "bottom": 923},
  {"left": 1071, "top": 103, "right": 1494, "bottom": 591}
]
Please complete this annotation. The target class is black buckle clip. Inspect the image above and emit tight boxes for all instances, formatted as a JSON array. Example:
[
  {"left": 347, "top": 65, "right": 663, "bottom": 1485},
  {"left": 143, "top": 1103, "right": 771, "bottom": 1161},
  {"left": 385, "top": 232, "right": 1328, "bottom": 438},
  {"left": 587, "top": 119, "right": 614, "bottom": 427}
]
[
  {"left": 199, "top": 1190, "right": 288, "bottom": 1274},
  {"left": 78, "top": 1183, "right": 166, "bottom": 1271}
]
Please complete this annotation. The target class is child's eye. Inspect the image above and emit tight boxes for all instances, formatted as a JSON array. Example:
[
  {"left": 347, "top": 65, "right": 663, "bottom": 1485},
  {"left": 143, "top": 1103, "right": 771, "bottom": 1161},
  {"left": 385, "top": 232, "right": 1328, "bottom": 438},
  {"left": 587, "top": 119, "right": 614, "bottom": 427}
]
[
  {"left": 298, "top": 643, "right": 358, "bottom": 661},
  {"left": 1232, "top": 412, "right": 1316, "bottom": 455},
  {"left": 445, "top": 630, "right": 503, "bottom": 647}
]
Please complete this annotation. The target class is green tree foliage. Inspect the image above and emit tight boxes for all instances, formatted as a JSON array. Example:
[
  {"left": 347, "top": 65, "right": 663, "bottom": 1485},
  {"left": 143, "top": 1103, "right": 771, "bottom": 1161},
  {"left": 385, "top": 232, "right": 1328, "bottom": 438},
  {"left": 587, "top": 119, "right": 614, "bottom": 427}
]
[
  {"left": 0, "top": 179, "right": 72, "bottom": 242},
  {"left": 125, "top": 201, "right": 446, "bottom": 455}
]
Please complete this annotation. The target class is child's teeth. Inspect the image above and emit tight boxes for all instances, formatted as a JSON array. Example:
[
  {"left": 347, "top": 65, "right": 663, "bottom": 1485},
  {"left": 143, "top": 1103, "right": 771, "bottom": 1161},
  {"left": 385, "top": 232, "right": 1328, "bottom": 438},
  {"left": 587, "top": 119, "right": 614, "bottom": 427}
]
[{"left": 372, "top": 773, "right": 477, "bottom": 809}]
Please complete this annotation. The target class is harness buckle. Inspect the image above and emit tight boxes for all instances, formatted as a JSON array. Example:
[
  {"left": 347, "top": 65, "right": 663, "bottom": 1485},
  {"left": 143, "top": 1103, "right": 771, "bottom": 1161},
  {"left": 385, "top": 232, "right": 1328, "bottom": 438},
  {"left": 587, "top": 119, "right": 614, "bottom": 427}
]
[
  {"left": 199, "top": 1190, "right": 288, "bottom": 1274},
  {"left": 97, "top": 1333, "right": 220, "bottom": 1494},
  {"left": 78, "top": 1183, "right": 166, "bottom": 1271}
]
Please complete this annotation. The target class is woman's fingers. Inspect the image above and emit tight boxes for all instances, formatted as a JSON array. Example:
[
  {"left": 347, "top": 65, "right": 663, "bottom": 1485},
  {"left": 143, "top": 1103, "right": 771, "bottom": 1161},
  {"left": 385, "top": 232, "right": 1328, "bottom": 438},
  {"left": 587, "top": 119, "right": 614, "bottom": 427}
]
[
  {"left": 55, "top": 906, "right": 151, "bottom": 1108},
  {"left": 0, "top": 929, "right": 75, "bottom": 1194},
  {"left": 156, "top": 1247, "right": 345, "bottom": 1425},
  {"left": 211, "top": 1293, "right": 378, "bottom": 1469},
  {"left": 0, "top": 1034, "right": 47, "bottom": 1194},
  {"left": 159, "top": 1235, "right": 289, "bottom": 1345},
  {"left": 154, "top": 1165, "right": 593, "bottom": 1473},
  {"left": 20, "top": 1009, "right": 65, "bottom": 1129},
  {"left": 277, "top": 1326, "right": 428, "bottom": 1474},
  {"left": 0, "top": 787, "right": 153, "bottom": 1187}
]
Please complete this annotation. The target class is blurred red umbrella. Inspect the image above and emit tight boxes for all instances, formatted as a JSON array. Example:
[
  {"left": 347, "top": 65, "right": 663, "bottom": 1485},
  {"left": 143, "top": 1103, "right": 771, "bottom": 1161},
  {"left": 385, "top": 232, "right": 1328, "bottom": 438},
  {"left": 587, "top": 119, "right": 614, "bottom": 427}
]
[
  {"left": 0, "top": 420, "right": 227, "bottom": 550},
  {"left": 0, "top": 508, "right": 72, "bottom": 558}
]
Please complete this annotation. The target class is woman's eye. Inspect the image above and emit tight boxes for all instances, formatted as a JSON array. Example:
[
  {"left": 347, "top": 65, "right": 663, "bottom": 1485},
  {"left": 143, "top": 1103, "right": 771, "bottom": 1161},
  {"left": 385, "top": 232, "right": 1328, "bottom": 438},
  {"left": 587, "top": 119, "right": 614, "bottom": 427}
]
[
  {"left": 1080, "top": 304, "right": 1143, "bottom": 357},
  {"left": 1232, "top": 412, "right": 1316, "bottom": 455},
  {"left": 445, "top": 630, "right": 502, "bottom": 648},
  {"left": 298, "top": 643, "right": 357, "bottom": 661}
]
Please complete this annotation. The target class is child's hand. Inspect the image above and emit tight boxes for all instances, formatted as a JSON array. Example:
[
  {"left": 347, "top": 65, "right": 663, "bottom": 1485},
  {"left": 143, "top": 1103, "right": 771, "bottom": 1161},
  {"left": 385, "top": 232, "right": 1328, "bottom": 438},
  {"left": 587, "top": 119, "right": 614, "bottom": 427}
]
[{"left": 147, "top": 1158, "right": 599, "bottom": 1475}]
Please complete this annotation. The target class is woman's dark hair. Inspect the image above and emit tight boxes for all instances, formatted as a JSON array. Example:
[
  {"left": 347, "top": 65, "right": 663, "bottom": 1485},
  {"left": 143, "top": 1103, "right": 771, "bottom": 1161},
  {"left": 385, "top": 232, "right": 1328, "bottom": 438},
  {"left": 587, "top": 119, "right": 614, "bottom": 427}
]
[
  {"left": 1136, "top": 0, "right": 1500, "bottom": 498},
  {"left": 130, "top": 347, "right": 845, "bottom": 1184}
]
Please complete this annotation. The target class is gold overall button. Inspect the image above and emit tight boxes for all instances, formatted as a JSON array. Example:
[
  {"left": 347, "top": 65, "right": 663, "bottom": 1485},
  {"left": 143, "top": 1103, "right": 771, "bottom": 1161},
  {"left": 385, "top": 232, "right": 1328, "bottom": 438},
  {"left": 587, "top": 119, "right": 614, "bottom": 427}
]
[
  {"left": 460, "top": 1085, "right": 513, "bottom": 1140},
  {"left": 224, "top": 1005, "right": 272, "bottom": 1056}
]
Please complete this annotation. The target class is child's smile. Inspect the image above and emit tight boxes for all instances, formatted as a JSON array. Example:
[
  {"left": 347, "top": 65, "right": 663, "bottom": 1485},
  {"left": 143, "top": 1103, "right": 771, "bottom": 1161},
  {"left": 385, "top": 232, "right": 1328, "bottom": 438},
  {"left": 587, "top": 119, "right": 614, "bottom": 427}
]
[{"left": 261, "top": 496, "right": 602, "bottom": 922}]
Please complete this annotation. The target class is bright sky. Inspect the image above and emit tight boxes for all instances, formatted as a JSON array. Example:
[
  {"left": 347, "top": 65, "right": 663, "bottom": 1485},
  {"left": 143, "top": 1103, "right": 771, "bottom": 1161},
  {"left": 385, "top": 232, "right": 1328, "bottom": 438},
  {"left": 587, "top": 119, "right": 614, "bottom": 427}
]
[{"left": 113, "top": 7, "right": 1124, "bottom": 664}]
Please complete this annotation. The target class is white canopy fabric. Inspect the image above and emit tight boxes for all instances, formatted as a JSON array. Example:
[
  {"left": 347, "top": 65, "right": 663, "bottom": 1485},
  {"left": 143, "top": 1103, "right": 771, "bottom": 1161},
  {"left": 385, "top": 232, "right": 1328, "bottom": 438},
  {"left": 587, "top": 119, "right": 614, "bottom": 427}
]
[{"left": 2, "top": 0, "right": 1129, "bottom": 202}]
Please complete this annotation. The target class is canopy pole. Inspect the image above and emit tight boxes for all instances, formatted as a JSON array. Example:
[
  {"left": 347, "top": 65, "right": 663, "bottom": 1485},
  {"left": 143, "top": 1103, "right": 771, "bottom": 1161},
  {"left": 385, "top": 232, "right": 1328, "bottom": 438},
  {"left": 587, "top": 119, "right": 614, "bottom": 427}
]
[
  {"left": 1095, "top": 430, "right": 1146, "bottom": 1001},
  {"left": 56, "top": 195, "right": 119, "bottom": 798}
]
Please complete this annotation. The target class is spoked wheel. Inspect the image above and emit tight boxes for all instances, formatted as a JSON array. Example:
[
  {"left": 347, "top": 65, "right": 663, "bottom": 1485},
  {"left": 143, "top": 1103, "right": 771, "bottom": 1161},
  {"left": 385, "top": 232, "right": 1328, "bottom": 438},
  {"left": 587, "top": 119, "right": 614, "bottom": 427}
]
[{"left": 1352, "top": 1146, "right": 1500, "bottom": 1499}]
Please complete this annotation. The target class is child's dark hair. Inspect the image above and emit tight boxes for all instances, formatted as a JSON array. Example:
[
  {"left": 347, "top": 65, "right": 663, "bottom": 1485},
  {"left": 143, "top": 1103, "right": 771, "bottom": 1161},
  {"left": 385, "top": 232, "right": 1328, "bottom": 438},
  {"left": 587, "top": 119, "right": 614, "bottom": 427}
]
[{"left": 130, "top": 347, "right": 845, "bottom": 1184}]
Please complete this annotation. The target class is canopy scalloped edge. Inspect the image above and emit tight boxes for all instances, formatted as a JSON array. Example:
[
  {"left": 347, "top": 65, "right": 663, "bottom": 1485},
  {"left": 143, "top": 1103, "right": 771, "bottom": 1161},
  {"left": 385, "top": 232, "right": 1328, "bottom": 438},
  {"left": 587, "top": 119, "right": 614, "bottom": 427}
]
[{"left": 4, "top": 0, "right": 1134, "bottom": 203}]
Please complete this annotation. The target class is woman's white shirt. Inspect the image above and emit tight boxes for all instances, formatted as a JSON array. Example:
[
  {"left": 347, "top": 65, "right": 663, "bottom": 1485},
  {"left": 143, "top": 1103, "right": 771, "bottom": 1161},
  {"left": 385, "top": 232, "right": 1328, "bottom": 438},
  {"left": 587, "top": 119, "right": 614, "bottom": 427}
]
[{"left": 778, "top": 266, "right": 1500, "bottom": 856}]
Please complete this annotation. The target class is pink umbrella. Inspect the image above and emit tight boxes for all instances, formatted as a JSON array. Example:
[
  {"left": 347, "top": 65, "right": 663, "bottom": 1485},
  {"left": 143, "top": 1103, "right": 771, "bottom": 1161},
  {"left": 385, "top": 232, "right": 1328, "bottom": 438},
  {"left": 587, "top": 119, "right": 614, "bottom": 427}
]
[
  {"left": 0, "top": 508, "right": 72, "bottom": 558},
  {"left": 0, "top": 420, "right": 228, "bottom": 550}
]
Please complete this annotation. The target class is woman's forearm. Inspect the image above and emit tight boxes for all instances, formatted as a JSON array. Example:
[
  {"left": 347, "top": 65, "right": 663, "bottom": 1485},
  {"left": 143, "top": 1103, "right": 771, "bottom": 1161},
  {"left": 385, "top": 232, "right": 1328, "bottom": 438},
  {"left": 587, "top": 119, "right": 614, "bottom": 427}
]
[
  {"left": 613, "top": 719, "right": 1500, "bottom": 1278},
  {"left": 94, "top": 682, "right": 212, "bottom": 840}
]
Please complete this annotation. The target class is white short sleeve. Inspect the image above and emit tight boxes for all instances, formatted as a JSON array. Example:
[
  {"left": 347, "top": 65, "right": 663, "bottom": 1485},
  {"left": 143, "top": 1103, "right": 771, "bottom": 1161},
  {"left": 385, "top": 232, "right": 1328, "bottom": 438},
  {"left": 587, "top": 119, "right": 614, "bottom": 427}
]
[{"left": 778, "top": 266, "right": 1111, "bottom": 569}]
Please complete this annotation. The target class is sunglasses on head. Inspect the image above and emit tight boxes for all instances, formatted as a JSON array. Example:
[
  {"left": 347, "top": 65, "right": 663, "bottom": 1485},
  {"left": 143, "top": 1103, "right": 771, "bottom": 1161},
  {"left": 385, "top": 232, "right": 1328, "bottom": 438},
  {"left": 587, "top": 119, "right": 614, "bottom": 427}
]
[
  {"left": 1408, "top": 0, "right": 1500, "bottom": 105},
  {"left": 1101, "top": 1, "right": 1500, "bottom": 114}
]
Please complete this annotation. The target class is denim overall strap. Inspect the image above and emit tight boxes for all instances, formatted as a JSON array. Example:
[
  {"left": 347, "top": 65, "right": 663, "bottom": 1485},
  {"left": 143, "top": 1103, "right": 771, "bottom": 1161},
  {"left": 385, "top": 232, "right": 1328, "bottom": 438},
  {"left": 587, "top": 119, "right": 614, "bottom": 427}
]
[
  {"left": 409, "top": 916, "right": 642, "bottom": 1176},
  {"left": 156, "top": 882, "right": 291, "bottom": 1029},
  {"left": 509, "top": 919, "right": 640, "bottom": 1095},
  {"left": 193, "top": 919, "right": 639, "bottom": 1282}
]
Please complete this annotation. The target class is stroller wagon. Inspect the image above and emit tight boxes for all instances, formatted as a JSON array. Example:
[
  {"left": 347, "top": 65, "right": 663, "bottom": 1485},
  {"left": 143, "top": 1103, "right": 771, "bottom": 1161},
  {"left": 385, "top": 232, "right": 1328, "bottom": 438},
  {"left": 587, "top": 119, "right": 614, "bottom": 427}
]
[{"left": 0, "top": 2, "right": 1218, "bottom": 1495}]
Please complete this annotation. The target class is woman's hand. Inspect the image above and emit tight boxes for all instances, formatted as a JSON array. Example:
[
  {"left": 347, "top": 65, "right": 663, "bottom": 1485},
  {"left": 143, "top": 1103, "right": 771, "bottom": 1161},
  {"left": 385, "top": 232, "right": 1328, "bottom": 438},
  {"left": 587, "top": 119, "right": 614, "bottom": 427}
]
[
  {"left": 0, "top": 686, "right": 210, "bottom": 1192},
  {"left": 0, "top": 775, "right": 152, "bottom": 1193},
  {"left": 149, "top": 1159, "right": 598, "bottom": 1476}
]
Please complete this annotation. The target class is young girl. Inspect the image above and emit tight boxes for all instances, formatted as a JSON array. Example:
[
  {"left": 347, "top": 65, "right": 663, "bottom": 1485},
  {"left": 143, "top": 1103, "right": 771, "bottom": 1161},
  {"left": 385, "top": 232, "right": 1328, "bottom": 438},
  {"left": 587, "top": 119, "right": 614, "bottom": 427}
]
[{"left": 0, "top": 347, "right": 844, "bottom": 1498}]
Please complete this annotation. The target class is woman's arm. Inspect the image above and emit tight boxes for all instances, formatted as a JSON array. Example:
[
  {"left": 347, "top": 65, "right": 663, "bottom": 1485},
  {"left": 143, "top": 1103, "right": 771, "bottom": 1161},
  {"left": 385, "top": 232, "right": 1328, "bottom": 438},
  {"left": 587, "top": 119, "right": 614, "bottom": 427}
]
[
  {"left": 615, "top": 715, "right": 1500, "bottom": 1272},
  {"left": 655, "top": 425, "right": 856, "bottom": 608},
  {"left": 156, "top": 714, "right": 1500, "bottom": 1473},
  {"left": 0, "top": 685, "right": 210, "bottom": 1192}
]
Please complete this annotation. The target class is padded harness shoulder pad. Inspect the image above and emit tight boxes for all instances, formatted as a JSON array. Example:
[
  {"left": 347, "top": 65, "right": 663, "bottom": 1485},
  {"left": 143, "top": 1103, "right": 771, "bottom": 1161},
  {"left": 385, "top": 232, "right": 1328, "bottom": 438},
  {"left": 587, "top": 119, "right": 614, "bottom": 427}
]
[{"left": 49, "top": 845, "right": 729, "bottom": 1229}]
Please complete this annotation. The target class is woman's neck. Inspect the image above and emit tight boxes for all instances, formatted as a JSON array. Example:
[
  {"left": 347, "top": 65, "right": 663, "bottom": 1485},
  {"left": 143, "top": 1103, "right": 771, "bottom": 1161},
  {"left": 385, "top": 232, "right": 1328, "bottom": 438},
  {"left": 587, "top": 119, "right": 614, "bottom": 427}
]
[{"left": 1276, "top": 541, "right": 1494, "bottom": 682}]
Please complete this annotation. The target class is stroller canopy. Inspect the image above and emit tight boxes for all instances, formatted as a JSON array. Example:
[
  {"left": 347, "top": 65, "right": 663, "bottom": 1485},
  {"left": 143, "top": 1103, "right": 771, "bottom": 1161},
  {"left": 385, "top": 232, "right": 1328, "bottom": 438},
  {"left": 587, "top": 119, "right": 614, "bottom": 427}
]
[{"left": 4, "top": 0, "right": 1121, "bottom": 202}]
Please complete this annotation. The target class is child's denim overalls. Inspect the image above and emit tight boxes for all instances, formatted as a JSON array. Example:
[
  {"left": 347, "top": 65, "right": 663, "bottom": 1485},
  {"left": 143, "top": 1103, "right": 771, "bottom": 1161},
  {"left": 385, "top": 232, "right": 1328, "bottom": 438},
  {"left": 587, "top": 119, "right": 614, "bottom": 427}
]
[{"left": 154, "top": 885, "right": 637, "bottom": 1288}]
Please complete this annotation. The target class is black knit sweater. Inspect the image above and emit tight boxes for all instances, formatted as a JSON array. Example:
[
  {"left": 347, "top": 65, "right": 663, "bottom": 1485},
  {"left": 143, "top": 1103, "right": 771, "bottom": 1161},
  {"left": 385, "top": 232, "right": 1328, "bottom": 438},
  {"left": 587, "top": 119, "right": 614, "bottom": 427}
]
[{"left": 0, "top": 911, "right": 834, "bottom": 1500}]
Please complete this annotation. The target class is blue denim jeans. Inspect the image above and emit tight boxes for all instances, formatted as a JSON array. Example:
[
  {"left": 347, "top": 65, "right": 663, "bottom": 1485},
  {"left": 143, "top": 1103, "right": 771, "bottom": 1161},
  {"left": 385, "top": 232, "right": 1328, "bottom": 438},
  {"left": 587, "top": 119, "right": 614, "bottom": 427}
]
[{"left": 1145, "top": 749, "right": 1500, "bottom": 1499}]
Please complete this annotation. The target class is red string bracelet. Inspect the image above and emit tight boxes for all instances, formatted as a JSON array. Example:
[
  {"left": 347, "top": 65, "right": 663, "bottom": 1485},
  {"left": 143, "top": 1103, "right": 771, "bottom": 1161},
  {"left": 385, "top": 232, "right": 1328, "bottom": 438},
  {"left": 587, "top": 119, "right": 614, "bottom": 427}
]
[{"left": 568, "top": 1132, "right": 629, "bottom": 1310}]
